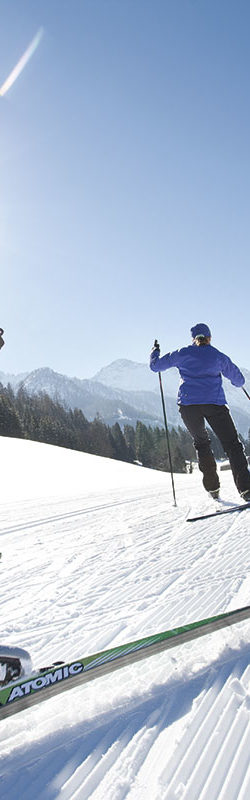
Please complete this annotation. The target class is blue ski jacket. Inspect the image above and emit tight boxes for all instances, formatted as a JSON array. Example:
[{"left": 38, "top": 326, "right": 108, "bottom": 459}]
[{"left": 150, "top": 343, "right": 245, "bottom": 406}]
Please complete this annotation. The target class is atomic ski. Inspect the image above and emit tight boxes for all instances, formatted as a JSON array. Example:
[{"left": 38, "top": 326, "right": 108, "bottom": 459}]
[
  {"left": 187, "top": 501, "right": 250, "bottom": 522},
  {"left": 1, "top": 604, "right": 250, "bottom": 721}
]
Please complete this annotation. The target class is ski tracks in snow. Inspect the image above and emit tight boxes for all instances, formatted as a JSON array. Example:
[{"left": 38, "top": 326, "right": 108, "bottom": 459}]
[
  {"left": 1, "top": 465, "right": 250, "bottom": 798},
  {"left": 2, "top": 651, "right": 250, "bottom": 799}
]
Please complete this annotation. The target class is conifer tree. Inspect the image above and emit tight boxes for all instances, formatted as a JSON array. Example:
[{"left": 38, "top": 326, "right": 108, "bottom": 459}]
[
  {"left": 135, "top": 422, "right": 154, "bottom": 467},
  {"left": 124, "top": 425, "right": 136, "bottom": 462},
  {"left": 111, "top": 423, "right": 130, "bottom": 462},
  {"left": 0, "top": 391, "right": 23, "bottom": 438}
]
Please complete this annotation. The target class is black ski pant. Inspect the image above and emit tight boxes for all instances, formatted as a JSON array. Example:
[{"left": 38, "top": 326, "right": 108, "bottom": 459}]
[{"left": 179, "top": 404, "right": 250, "bottom": 495}]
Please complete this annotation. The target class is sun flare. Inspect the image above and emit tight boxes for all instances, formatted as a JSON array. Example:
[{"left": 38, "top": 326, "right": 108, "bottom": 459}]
[{"left": 0, "top": 28, "right": 44, "bottom": 97}]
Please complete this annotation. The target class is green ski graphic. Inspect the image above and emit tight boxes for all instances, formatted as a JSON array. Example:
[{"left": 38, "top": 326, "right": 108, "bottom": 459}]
[{"left": 1, "top": 604, "right": 250, "bottom": 721}]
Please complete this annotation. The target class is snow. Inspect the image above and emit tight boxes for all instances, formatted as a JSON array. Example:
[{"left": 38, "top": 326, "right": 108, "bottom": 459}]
[{"left": 1, "top": 436, "right": 250, "bottom": 799}]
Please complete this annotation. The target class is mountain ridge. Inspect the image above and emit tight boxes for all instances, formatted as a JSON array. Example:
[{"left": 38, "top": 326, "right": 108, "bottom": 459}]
[{"left": 1, "top": 359, "right": 250, "bottom": 435}]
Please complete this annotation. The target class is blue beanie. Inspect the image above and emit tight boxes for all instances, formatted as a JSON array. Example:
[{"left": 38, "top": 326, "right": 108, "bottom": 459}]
[{"left": 191, "top": 323, "right": 211, "bottom": 339}]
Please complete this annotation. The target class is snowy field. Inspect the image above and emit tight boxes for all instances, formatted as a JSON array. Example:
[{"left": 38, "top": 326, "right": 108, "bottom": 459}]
[{"left": 1, "top": 436, "right": 250, "bottom": 799}]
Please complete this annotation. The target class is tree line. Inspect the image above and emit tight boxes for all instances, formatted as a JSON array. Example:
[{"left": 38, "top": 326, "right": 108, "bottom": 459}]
[{"left": 0, "top": 383, "right": 249, "bottom": 473}]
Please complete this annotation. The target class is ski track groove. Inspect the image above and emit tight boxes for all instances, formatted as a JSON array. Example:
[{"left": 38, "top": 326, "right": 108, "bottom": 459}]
[
  {"left": 156, "top": 657, "right": 250, "bottom": 800},
  {"left": 1, "top": 469, "right": 250, "bottom": 799},
  {"left": 0, "top": 489, "right": 171, "bottom": 538},
  {"left": 1, "top": 654, "right": 250, "bottom": 800},
  {"left": 2, "top": 492, "right": 250, "bottom": 663}
]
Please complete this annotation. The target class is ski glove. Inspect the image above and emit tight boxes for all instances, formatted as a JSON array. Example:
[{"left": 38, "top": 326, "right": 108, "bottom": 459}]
[{"left": 151, "top": 339, "right": 160, "bottom": 353}]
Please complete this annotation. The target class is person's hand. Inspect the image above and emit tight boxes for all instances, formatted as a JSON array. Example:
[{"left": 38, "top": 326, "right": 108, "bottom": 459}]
[{"left": 152, "top": 339, "right": 160, "bottom": 352}]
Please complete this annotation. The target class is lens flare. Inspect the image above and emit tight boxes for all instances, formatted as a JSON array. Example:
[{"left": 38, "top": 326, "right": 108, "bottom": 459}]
[{"left": 0, "top": 28, "right": 44, "bottom": 97}]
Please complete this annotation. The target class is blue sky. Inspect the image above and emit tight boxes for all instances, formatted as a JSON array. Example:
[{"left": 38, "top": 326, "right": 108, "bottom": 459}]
[{"left": 1, "top": 0, "right": 250, "bottom": 379}]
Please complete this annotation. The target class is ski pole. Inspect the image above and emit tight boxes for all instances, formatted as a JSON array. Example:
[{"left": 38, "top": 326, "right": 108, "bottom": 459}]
[
  {"left": 156, "top": 363, "right": 177, "bottom": 507},
  {"left": 242, "top": 386, "right": 250, "bottom": 402}
]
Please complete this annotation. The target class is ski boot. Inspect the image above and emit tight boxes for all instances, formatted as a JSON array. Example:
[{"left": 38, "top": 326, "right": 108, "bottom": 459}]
[
  {"left": 0, "top": 655, "right": 22, "bottom": 686},
  {"left": 0, "top": 646, "right": 32, "bottom": 685},
  {"left": 209, "top": 489, "right": 220, "bottom": 500},
  {"left": 241, "top": 490, "right": 250, "bottom": 502}
]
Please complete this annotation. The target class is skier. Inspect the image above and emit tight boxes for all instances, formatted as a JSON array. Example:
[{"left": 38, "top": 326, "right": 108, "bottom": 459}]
[
  {"left": 150, "top": 323, "right": 250, "bottom": 502},
  {"left": 0, "top": 328, "right": 4, "bottom": 349}
]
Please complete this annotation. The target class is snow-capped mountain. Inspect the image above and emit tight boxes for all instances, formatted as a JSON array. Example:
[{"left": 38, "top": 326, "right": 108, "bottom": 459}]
[
  {"left": 92, "top": 358, "right": 179, "bottom": 396},
  {"left": 0, "top": 360, "right": 250, "bottom": 435},
  {"left": 15, "top": 367, "right": 166, "bottom": 428},
  {"left": 0, "top": 370, "right": 29, "bottom": 388}
]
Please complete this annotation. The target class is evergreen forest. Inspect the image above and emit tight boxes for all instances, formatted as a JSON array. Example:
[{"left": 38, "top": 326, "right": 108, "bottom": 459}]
[{"left": 1, "top": 383, "right": 249, "bottom": 474}]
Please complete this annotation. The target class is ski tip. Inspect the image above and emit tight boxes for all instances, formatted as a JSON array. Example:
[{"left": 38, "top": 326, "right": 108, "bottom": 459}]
[{"left": 187, "top": 500, "right": 250, "bottom": 522}]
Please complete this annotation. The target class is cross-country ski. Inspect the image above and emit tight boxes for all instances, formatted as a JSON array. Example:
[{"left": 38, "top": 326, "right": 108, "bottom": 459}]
[
  {"left": 187, "top": 500, "right": 250, "bottom": 522},
  {"left": 1, "top": 605, "right": 250, "bottom": 721}
]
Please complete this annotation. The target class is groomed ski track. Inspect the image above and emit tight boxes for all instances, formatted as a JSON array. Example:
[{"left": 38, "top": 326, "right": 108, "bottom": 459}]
[{"left": 1, "top": 438, "right": 250, "bottom": 799}]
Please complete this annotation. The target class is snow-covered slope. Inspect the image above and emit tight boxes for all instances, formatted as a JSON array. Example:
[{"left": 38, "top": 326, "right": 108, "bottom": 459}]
[{"left": 1, "top": 437, "right": 250, "bottom": 799}]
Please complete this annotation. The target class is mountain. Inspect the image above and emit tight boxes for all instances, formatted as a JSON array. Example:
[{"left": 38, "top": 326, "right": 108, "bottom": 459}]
[
  {"left": 0, "top": 360, "right": 250, "bottom": 435},
  {"left": 15, "top": 367, "right": 165, "bottom": 429},
  {"left": 92, "top": 358, "right": 179, "bottom": 396},
  {"left": 0, "top": 370, "right": 29, "bottom": 388}
]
